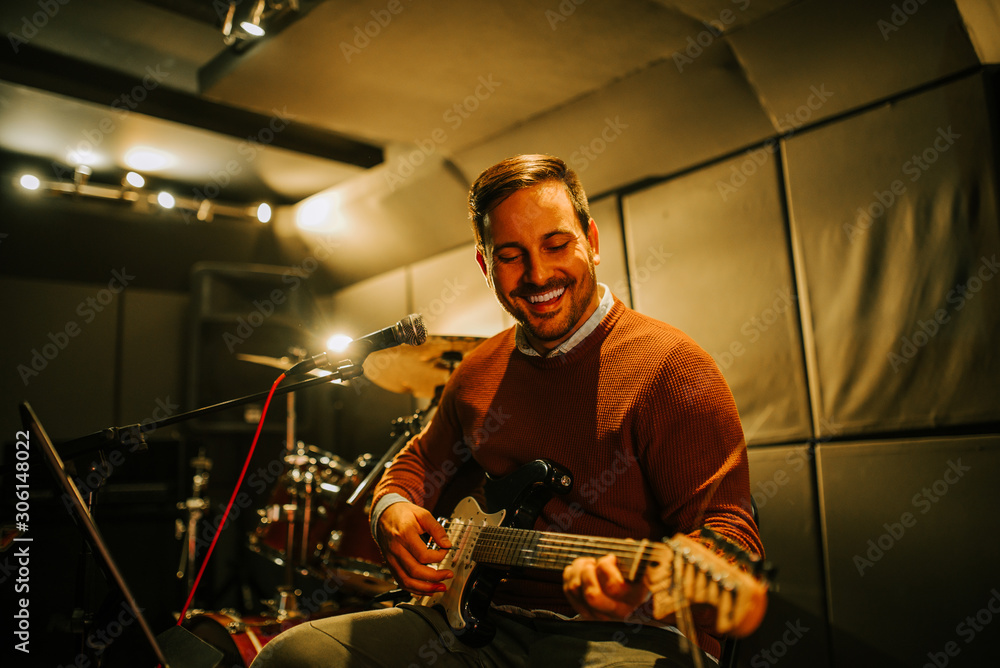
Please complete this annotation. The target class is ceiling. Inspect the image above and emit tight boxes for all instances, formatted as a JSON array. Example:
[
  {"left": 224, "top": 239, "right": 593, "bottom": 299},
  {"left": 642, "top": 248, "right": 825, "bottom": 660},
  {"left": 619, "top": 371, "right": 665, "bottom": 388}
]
[{"left": 0, "top": 0, "right": 996, "bottom": 288}]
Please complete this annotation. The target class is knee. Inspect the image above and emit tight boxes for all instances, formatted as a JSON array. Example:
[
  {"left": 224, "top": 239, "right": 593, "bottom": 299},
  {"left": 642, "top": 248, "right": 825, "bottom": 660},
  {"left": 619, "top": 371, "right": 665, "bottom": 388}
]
[{"left": 250, "top": 622, "right": 347, "bottom": 668}]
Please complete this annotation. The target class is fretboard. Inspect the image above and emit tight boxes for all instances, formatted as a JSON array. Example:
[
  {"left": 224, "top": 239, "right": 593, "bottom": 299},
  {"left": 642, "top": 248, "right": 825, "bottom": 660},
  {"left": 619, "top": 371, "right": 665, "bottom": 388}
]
[{"left": 444, "top": 520, "right": 662, "bottom": 578}]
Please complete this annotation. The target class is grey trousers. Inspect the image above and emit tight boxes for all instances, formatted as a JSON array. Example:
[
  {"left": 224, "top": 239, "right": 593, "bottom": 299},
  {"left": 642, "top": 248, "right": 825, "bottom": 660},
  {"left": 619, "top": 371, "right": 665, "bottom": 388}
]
[{"left": 250, "top": 603, "right": 716, "bottom": 668}]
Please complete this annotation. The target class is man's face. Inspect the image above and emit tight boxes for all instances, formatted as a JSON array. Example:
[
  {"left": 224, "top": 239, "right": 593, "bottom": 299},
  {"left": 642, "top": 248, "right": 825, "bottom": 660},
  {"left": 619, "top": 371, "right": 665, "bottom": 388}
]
[{"left": 477, "top": 180, "right": 601, "bottom": 354}]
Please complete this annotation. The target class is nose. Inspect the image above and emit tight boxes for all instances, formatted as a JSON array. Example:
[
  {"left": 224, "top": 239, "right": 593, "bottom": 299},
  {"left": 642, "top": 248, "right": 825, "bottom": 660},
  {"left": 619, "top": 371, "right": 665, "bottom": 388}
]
[{"left": 523, "top": 249, "right": 555, "bottom": 286}]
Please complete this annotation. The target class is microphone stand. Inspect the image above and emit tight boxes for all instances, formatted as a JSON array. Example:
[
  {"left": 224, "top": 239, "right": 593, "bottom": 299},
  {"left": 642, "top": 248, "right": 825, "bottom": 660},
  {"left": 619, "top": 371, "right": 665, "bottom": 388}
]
[{"left": 58, "top": 362, "right": 364, "bottom": 461}]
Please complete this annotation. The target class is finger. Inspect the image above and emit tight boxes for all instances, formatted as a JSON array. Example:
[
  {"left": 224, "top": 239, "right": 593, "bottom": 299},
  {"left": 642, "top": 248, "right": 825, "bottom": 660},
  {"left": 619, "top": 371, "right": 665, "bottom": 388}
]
[{"left": 415, "top": 509, "right": 452, "bottom": 549}]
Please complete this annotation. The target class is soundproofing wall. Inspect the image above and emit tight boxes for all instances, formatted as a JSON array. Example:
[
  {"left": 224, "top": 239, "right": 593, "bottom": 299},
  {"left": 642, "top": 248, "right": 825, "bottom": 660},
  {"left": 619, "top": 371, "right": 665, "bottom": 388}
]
[
  {"left": 622, "top": 150, "right": 812, "bottom": 446},
  {"left": 783, "top": 71, "right": 1000, "bottom": 437},
  {"left": 817, "top": 435, "right": 1000, "bottom": 667}
]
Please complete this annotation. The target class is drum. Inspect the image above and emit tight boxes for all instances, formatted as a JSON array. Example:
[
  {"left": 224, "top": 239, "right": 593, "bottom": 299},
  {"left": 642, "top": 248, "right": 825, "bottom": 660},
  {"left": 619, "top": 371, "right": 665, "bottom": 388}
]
[
  {"left": 183, "top": 610, "right": 301, "bottom": 667},
  {"left": 312, "top": 453, "right": 395, "bottom": 595},
  {"left": 248, "top": 445, "right": 347, "bottom": 572}
]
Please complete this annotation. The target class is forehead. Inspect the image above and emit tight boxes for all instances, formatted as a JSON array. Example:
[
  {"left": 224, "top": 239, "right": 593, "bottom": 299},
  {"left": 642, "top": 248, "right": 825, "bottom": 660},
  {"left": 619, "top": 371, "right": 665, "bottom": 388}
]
[{"left": 484, "top": 181, "right": 578, "bottom": 245}]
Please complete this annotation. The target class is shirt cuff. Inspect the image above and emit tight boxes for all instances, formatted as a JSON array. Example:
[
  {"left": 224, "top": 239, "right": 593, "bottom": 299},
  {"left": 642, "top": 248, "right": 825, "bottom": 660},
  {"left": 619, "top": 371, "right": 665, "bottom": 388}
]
[{"left": 370, "top": 492, "right": 409, "bottom": 541}]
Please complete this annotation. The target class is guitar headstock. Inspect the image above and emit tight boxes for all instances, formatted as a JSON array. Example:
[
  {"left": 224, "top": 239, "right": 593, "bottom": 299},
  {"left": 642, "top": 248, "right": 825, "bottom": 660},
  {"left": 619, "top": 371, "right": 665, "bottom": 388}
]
[{"left": 644, "top": 533, "right": 769, "bottom": 638}]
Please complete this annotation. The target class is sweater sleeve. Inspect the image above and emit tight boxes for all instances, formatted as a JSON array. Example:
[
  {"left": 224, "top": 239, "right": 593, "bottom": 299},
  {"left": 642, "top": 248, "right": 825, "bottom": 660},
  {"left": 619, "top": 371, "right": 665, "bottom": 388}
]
[
  {"left": 637, "top": 338, "right": 764, "bottom": 560},
  {"left": 370, "top": 375, "right": 467, "bottom": 515}
]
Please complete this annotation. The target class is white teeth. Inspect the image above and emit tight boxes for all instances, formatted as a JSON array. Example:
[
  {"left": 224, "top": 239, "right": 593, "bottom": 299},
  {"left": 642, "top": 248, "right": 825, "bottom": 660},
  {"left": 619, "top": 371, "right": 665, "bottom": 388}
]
[{"left": 528, "top": 287, "right": 565, "bottom": 303}]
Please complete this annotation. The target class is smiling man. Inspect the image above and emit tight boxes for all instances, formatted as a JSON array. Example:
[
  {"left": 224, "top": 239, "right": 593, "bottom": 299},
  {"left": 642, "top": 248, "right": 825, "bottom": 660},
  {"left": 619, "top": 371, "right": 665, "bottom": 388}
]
[{"left": 252, "top": 155, "right": 762, "bottom": 667}]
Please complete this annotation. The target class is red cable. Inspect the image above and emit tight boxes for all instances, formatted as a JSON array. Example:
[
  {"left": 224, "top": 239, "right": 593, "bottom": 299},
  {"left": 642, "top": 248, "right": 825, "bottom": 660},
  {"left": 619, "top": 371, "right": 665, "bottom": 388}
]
[{"left": 176, "top": 372, "right": 287, "bottom": 624}]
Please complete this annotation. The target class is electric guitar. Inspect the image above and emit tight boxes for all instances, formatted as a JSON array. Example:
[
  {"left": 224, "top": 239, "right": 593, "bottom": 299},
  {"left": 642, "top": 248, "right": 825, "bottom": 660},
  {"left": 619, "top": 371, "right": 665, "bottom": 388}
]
[{"left": 410, "top": 460, "right": 769, "bottom": 649}]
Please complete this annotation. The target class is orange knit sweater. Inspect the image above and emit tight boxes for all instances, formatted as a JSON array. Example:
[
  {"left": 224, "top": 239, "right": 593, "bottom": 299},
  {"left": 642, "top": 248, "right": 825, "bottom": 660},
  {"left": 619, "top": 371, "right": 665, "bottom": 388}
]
[{"left": 373, "top": 298, "right": 763, "bottom": 658}]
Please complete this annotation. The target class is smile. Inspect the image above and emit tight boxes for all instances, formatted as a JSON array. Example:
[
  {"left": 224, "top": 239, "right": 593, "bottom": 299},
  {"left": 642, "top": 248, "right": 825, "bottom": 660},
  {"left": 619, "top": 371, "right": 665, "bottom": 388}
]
[{"left": 527, "top": 287, "right": 565, "bottom": 304}]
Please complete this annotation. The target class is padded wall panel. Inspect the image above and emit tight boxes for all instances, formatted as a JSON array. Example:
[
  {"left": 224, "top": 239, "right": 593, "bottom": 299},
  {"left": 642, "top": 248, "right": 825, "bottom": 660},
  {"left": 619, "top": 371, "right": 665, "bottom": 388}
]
[
  {"left": 590, "top": 195, "right": 633, "bottom": 307},
  {"left": 409, "top": 243, "right": 511, "bottom": 338},
  {"left": 623, "top": 151, "right": 811, "bottom": 445},
  {"left": 454, "top": 42, "right": 774, "bottom": 196},
  {"left": 741, "top": 445, "right": 831, "bottom": 668},
  {"left": 118, "top": 289, "right": 188, "bottom": 440},
  {"left": 784, "top": 73, "right": 1000, "bottom": 437},
  {"left": 0, "top": 277, "right": 118, "bottom": 440},
  {"left": 817, "top": 436, "right": 1000, "bottom": 667},
  {"left": 728, "top": 0, "right": 980, "bottom": 132}
]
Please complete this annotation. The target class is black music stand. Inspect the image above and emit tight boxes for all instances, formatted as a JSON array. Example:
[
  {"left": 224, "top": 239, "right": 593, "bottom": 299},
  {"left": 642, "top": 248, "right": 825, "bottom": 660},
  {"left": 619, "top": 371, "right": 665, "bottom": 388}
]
[{"left": 19, "top": 402, "right": 223, "bottom": 668}]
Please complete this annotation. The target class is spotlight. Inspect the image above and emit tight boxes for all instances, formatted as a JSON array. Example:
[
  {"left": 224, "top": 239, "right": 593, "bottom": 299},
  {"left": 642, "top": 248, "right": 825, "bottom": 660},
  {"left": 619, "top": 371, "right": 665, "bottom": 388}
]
[
  {"left": 240, "top": 0, "right": 266, "bottom": 37},
  {"left": 256, "top": 202, "right": 272, "bottom": 223},
  {"left": 124, "top": 171, "right": 145, "bottom": 188},
  {"left": 157, "top": 191, "right": 176, "bottom": 209},
  {"left": 19, "top": 174, "right": 41, "bottom": 190}
]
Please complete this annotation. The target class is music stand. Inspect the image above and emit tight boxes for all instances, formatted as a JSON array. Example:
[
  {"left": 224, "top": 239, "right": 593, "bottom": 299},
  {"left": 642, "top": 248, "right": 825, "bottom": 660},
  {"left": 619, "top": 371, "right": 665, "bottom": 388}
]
[{"left": 19, "top": 402, "right": 222, "bottom": 668}]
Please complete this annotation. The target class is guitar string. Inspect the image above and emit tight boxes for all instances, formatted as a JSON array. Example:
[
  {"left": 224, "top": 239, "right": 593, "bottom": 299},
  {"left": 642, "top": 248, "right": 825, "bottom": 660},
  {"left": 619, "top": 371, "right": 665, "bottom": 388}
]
[{"left": 436, "top": 520, "right": 736, "bottom": 589}]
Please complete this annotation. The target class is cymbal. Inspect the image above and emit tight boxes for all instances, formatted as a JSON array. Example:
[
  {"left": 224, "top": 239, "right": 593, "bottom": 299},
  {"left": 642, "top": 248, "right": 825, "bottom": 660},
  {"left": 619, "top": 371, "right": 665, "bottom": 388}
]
[
  {"left": 236, "top": 353, "right": 334, "bottom": 379},
  {"left": 362, "top": 335, "right": 485, "bottom": 398}
]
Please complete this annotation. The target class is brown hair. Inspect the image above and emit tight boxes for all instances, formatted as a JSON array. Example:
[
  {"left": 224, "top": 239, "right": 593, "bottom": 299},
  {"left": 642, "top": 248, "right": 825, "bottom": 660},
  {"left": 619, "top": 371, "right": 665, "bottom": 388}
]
[{"left": 468, "top": 154, "right": 590, "bottom": 250}]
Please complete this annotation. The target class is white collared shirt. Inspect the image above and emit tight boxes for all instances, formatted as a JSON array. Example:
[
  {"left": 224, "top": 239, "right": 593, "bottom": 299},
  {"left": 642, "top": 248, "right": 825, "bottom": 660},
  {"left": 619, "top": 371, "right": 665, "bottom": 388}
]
[{"left": 515, "top": 283, "right": 612, "bottom": 358}]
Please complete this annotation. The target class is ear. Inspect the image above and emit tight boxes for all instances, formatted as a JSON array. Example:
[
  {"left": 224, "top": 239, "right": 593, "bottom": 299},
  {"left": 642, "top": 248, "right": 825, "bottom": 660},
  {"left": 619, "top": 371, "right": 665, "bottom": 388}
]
[
  {"left": 586, "top": 219, "right": 601, "bottom": 266},
  {"left": 476, "top": 248, "right": 492, "bottom": 284}
]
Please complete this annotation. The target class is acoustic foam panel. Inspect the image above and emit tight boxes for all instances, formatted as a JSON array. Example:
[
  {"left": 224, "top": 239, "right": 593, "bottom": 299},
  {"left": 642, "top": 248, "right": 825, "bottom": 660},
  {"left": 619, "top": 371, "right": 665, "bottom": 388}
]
[
  {"left": 622, "top": 150, "right": 811, "bottom": 445},
  {"left": 118, "top": 289, "right": 189, "bottom": 441},
  {"left": 454, "top": 38, "right": 774, "bottom": 197},
  {"left": 0, "top": 277, "right": 118, "bottom": 440},
  {"left": 817, "top": 436, "right": 1000, "bottom": 668},
  {"left": 727, "top": 0, "right": 980, "bottom": 132},
  {"left": 590, "top": 195, "right": 633, "bottom": 308},
  {"left": 783, "top": 72, "right": 1000, "bottom": 437},
  {"left": 741, "top": 444, "right": 832, "bottom": 668},
  {"left": 409, "top": 243, "right": 511, "bottom": 339}
]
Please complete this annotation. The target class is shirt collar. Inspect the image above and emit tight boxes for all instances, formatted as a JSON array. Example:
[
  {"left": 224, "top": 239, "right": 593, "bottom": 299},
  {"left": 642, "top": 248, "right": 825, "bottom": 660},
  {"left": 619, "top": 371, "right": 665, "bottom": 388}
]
[{"left": 515, "top": 283, "right": 612, "bottom": 358}]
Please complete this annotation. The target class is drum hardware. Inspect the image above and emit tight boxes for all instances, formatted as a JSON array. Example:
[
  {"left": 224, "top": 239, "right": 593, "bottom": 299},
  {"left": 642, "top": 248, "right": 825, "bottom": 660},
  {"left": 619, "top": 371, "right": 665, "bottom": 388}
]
[{"left": 175, "top": 449, "right": 212, "bottom": 590}]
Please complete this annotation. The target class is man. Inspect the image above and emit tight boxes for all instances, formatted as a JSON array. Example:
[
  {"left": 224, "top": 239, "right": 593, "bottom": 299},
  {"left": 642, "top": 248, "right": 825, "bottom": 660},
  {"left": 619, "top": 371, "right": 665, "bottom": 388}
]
[{"left": 252, "top": 155, "right": 762, "bottom": 666}]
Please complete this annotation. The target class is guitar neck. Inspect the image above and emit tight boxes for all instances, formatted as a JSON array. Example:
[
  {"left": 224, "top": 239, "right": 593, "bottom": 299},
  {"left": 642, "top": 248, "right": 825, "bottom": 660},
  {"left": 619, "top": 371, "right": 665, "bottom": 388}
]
[{"left": 450, "top": 521, "right": 659, "bottom": 577}]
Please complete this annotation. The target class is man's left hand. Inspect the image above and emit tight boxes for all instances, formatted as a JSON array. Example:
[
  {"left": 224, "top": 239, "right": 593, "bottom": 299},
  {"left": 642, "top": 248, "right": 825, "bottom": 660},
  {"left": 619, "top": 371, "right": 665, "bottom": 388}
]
[{"left": 563, "top": 554, "right": 648, "bottom": 621}]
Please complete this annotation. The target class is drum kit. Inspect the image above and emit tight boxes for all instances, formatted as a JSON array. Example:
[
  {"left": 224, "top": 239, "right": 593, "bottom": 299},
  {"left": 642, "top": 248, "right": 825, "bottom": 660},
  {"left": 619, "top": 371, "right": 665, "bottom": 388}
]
[{"left": 180, "top": 335, "right": 484, "bottom": 666}]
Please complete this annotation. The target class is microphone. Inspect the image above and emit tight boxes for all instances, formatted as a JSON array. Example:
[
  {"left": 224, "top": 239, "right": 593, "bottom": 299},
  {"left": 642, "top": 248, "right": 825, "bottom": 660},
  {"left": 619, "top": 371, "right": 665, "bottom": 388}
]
[{"left": 287, "top": 314, "right": 427, "bottom": 376}]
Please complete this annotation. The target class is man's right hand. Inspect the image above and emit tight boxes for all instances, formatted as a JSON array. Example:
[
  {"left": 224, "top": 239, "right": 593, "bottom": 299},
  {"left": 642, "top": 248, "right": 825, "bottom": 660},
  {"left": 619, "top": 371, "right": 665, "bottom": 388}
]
[{"left": 375, "top": 501, "right": 454, "bottom": 595}]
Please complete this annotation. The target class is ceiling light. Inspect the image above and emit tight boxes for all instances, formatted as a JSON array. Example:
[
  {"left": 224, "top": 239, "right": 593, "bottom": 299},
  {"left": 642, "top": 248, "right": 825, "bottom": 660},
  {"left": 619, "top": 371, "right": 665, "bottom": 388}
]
[
  {"left": 124, "top": 171, "right": 145, "bottom": 188},
  {"left": 240, "top": 0, "right": 267, "bottom": 37},
  {"left": 256, "top": 202, "right": 272, "bottom": 223},
  {"left": 157, "top": 191, "right": 176, "bottom": 209},
  {"left": 125, "top": 147, "right": 171, "bottom": 171},
  {"left": 19, "top": 174, "right": 41, "bottom": 190}
]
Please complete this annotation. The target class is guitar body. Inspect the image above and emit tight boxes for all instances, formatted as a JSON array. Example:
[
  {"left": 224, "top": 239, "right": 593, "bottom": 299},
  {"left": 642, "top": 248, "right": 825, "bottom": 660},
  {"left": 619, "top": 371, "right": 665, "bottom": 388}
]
[
  {"left": 411, "top": 459, "right": 768, "bottom": 650},
  {"left": 412, "top": 460, "right": 573, "bottom": 647}
]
